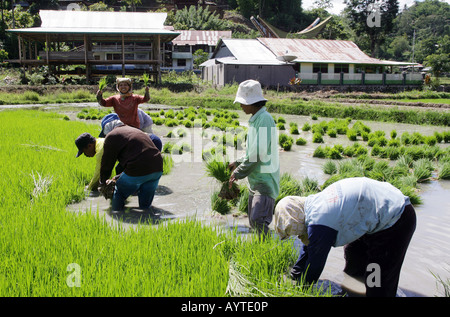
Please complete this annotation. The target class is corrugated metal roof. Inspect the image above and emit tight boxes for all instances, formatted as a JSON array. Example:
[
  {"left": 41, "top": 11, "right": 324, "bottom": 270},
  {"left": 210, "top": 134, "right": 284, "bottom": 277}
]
[
  {"left": 40, "top": 10, "right": 167, "bottom": 30},
  {"left": 173, "top": 30, "right": 232, "bottom": 46},
  {"left": 214, "top": 39, "right": 285, "bottom": 65},
  {"left": 258, "top": 38, "right": 398, "bottom": 65},
  {"left": 8, "top": 10, "right": 180, "bottom": 42}
]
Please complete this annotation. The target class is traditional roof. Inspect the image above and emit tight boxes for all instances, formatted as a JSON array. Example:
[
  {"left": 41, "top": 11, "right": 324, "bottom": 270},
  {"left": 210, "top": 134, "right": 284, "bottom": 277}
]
[
  {"left": 172, "top": 30, "right": 232, "bottom": 46},
  {"left": 8, "top": 10, "right": 180, "bottom": 42}
]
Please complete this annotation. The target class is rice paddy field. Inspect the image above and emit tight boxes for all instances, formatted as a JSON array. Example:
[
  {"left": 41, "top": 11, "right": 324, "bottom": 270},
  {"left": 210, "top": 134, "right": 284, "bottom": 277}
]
[
  {"left": 1, "top": 97, "right": 450, "bottom": 299},
  {"left": 0, "top": 109, "right": 329, "bottom": 298}
]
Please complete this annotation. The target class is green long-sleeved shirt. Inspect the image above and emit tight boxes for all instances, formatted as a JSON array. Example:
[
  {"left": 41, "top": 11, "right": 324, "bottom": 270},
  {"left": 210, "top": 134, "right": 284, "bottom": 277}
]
[{"left": 232, "top": 107, "right": 280, "bottom": 200}]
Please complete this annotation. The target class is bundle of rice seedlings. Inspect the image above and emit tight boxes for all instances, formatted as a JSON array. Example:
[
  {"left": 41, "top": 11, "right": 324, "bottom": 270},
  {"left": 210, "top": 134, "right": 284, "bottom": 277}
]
[
  {"left": 204, "top": 155, "right": 239, "bottom": 200},
  {"left": 296, "top": 137, "right": 307, "bottom": 146},
  {"left": 211, "top": 190, "right": 231, "bottom": 215},
  {"left": 301, "top": 177, "right": 319, "bottom": 196},
  {"left": 276, "top": 173, "right": 303, "bottom": 204},
  {"left": 98, "top": 77, "right": 107, "bottom": 91},
  {"left": 162, "top": 154, "right": 174, "bottom": 175},
  {"left": 438, "top": 161, "right": 450, "bottom": 180},
  {"left": 279, "top": 133, "right": 294, "bottom": 151},
  {"left": 413, "top": 158, "right": 434, "bottom": 182},
  {"left": 238, "top": 185, "right": 249, "bottom": 213},
  {"left": 142, "top": 73, "right": 150, "bottom": 86},
  {"left": 322, "top": 160, "right": 337, "bottom": 175},
  {"left": 226, "top": 258, "right": 333, "bottom": 297}
]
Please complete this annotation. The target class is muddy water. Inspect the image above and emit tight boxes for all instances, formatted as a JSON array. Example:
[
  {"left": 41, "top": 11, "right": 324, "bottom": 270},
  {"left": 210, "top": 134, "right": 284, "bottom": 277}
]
[{"left": 60, "top": 104, "right": 450, "bottom": 297}]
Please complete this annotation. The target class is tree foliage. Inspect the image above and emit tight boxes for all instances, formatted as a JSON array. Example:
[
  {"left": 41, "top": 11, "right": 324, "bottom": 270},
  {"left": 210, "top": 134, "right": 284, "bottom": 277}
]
[
  {"left": 344, "top": 0, "right": 399, "bottom": 57},
  {"left": 172, "top": 5, "right": 227, "bottom": 30}
]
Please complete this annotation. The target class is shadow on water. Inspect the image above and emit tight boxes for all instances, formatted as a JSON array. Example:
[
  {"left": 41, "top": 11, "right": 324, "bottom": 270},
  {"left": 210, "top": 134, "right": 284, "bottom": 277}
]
[{"left": 110, "top": 206, "right": 175, "bottom": 225}]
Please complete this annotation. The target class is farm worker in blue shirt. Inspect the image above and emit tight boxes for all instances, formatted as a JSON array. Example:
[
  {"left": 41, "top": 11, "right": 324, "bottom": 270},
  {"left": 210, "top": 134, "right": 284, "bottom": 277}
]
[
  {"left": 228, "top": 79, "right": 280, "bottom": 237},
  {"left": 274, "top": 177, "right": 416, "bottom": 297}
]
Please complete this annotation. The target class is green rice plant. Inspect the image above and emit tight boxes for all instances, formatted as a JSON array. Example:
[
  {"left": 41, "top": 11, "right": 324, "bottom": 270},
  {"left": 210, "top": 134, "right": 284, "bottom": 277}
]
[
  {"left": 277, "top": 116, "right": 286, "bottom": 124},
  {"left": 162, "top": 154, "right": 174, "bottom": 175},
  {"left": 296, "top": 137, "right": 307, "bottom": 146},
  {"left": 301, "top": 177, "right": 319, "bottom": 196},
  {"left": 276, "top": 173, "right": 303, "bottom": 204},
  {"left": 289, "top": 122, "right": 299, "bottom": 134},
  {"left": 204, "top": 155, "right": 239, "bottom": 200},
  {"left": 277, "top": 122, "right": 286, "bottom": 130},
  {"left": 313, "top": 146, "right": 327, "bottom": 158},
  {"left": 279, "top": 133, "right": 294, "bottom": 151},
  {"left": 322, "top": 160, "right": 338, "bottom": 175},
  {"left": 162, "top": 142, "right": 175, "bottom": 154},
  {"left": 391, "top": 130, "right": 397, "bottom": 139},
  {"left": 443, "top": 131, "right": 450, "bottom": 143},
  {"left": 98, "top": 77, "right": 107, "bottom": 91},
  {"left": 238, "top": 185, "right": 249, "bottom": 213},
  {"left": 327, "top": 128, "right": 337, "bottom": 138},
  {"left": 302, "top": 122, "right": 311, "bottom": 131},
  {"left": 211, "top": 190, "right": 231, "bottom": 215},
  {"left": 410, "top": 132, "right": 425, "bottom": 145},
  {"left": 312, "top": 132, "right": 324, "bottom": 143},
  {"left": 367, "top": 160, "right": 392, "bottom": 181},
  {"left": 23, "top": 91, "right": 40, "bottom": 102},
  {"left": 413, "top": 158, "right": 434, "bottom": 182},
  {"left": 142, "top": 72, "right": 150, "bottom": 86},
  {"left": 438, "top": 162, "right": 450, "bottom": 180}
]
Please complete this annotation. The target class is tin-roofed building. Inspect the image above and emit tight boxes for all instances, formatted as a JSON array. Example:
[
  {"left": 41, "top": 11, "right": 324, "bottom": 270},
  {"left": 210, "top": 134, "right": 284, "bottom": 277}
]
[
  {"left": 7, "top": 10, "right": 180, "bottom": 83},
  {"left": 201, "top": 38, "right": 421, "bottom": 88},
  {"left": 166, "top": 30, "right": 232, "bottom": 73}
]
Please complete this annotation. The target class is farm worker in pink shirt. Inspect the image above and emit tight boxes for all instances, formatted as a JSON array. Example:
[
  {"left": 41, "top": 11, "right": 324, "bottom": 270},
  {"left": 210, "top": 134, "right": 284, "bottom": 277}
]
[{"left": 96, "top": 77, "right": 149, "bottom": 129}]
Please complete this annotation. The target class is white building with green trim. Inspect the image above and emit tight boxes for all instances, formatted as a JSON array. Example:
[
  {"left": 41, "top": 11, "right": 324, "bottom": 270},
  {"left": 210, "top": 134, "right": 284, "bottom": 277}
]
[{"left": 201, "top": 38, "right": 422, "bottom": 88}]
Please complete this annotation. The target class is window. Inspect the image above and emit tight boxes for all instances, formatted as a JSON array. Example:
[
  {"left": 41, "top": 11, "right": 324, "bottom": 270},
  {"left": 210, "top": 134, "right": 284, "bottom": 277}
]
[
  {"left": 174, "top": 45, "right": 190, "bottom": 53},
  {"left": 177, "top": 59, "right": 186, "bottom": 67},
  {"left": 334, "top": 64, "right": 349, "bottom": 73},
  {"left": 106, "top": 53, "right": 122, "bottom": 61},
  {"left": 313, "top": 63, "right": 328, "bottom": 73}
]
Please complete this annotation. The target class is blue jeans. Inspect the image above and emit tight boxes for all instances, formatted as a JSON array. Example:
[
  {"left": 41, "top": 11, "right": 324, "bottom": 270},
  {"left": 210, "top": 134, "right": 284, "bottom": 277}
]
[{"left": 112, "top": 171, "right": 163, "bottom": 211}]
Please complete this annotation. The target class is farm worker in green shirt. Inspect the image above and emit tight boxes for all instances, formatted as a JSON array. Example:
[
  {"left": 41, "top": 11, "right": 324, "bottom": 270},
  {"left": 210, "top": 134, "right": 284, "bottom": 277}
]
[{"left": 228, "top": 79, "right": 280, "bottom": 237}]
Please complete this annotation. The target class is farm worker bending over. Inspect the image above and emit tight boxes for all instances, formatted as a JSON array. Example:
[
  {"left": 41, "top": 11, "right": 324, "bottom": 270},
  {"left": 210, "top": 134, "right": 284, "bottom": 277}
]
[
  {"left": 75, "top": 124, "right": 163, "bottom": 214},
  {"left": 228, "top": 79, "right": 280, "bottom": 237},
  {"left": 96, "top": 77, "right": 149, "bottom": 129},
  {"left": 273, "top": 177, "right": 416, "bottom": 297},
  {"left": 99, "top": 111, "right": 162, "bottom": 152}
]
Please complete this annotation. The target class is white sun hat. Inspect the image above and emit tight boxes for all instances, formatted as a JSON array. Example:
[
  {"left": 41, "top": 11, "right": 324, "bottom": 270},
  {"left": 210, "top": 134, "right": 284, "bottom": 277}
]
[{"left": 233, "top": 79, "right": 267, "bottom": 105}]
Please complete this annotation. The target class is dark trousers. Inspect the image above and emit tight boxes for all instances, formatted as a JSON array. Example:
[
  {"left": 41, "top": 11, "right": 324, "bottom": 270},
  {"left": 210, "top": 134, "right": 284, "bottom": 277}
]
[{"left": 343, "top": 204, "right": 416, "bottom": 297}]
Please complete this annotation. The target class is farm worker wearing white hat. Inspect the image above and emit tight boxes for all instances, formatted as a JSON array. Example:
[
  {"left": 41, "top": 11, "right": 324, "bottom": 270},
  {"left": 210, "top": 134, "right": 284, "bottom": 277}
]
[
  {"left": 228, "top": 79, "right": 280, "bottom": 238},
  {"left": 96, "top": 77, "right": 150, "bottom": 129},
  {"left": 274, "top": 177, "right": 416, "bottom": 297}
]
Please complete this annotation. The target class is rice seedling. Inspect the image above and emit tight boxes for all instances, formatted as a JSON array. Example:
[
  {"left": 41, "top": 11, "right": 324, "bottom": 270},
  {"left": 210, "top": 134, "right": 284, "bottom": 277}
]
[
  {"left": 322, "top": 160, "right": 338, "bottom": 175},
  {"left": 413, "top": 158, "right": 434, "bottom": 182},
  {"left": 279, "top": 133, "right": 294, "bottom": 151},
  {"left": 289, "top": 122, "right": 299, "bottom": 134},
  {"left": 204, "top": 155, "right": 239, "bottom": 200},
  {"left": 438, "top": 162, "right": 450, "bottom": 180},
  {"left": 312, "top": 132, "right": 324, "bottom": 143},
  {"left": 162, "top": 154, "right": 174, "bottom": 175},
  {"left": 142, "top": 72, "right": 150, "bottom": 86},
  {"left": 98, "top": 77, "right": 107, "bottom": 91},
  {"left": 296, "top": 137, "right": 307, "bottom": 146},
  {"left": 211, "top": 190, "right": 231, "bottom": 215}
]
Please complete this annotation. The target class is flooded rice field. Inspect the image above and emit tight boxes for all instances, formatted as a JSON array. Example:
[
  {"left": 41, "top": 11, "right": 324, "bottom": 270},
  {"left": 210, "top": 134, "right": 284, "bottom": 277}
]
[{"left": 25, "top": 102, "right": 449, "bottom": 297}]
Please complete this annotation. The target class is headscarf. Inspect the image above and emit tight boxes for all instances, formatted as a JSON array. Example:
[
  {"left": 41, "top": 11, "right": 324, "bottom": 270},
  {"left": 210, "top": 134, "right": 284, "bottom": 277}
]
[
  {"left": 116, "top": 77, "right": 132, "bottom": 97},
  {"left": 274, "top": 196, "right": 309, "bottom": 245}
]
